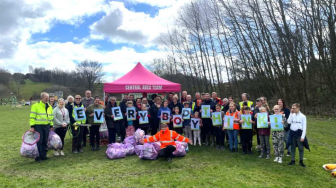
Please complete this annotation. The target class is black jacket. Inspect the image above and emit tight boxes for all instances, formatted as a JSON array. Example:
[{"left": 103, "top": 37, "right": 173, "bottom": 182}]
[
  {"left": 168, "top": 101, "right": 183, "bottom": 113},
  {"left": 286, "top": 129, "right": 310, "bottom": 151},
  {"left": 105, "top": 101, "right": 119, "bottom": 129}
]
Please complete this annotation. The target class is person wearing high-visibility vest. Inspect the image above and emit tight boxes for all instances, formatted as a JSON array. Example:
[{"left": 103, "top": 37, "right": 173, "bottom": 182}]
[
  {"left": 140, "top": 123, "right": 192, "bottom": 162},
  {"left": 29, "top": 92, "right": 54, "bottom": 162},
  {"left": 71, "top": 95, "right": 86, "bottom": 154},
  {"left": 239, "top": 93, "right": 254, "bottom": 110},
  {"left": 186, "top": 95, "right": 194, "bottom": 111}
]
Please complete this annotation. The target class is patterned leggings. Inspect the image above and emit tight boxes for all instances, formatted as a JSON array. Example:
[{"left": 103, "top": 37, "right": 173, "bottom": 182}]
[{"left": 272, "top": 131, "right": 285, "bottom": 157}]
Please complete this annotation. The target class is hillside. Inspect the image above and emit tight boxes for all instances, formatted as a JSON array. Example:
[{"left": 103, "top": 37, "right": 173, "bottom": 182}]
[{"left": 13, "top": 79, "right": 52, "bottom": 100}]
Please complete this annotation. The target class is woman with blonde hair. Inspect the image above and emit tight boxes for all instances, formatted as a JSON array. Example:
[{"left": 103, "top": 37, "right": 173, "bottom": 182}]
[{"left": 53, "top": 98, "right": 70, "bottom": 156}]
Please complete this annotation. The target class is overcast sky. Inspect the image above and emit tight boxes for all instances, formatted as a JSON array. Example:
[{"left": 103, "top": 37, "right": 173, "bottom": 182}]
[{"left": 0, "top": 0, "right": 190, "bottom": 81}]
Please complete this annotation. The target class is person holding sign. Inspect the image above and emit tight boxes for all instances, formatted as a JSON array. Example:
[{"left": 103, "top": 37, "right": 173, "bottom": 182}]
[
  {"left": 182, "top": 102, "right": 193, "bottom": 139},
  {"left": 191, "top": 112, "right": 203, "bottom": 146},
  {"left": 225, "top": 102, "right": 241, "bottom": 152},
  {"left": 140, "top": 123, "right": 192, "bottom": 162},
  {"left": 200, "top": 93, "right": 216, "bottom": 146},
  {"left": 125, "top": 101, "right": 136, "bottom": 137},
  {"left": 271, "top": 105, "right": 288, "bottom": 164},
  {"left": 137, "top": 104, "right": 151, "bottom": 134},
  {"left": 171, "top": 107, "right": 183, "bottom": 134},
  {"left": 239, "top": 107, "right": 255, "bottom": 154},
  {"left": 158, "top": 100, "right": 172, "bottom": 127},
  {"left": 256, "top": 107, "right": 271, "bottom": 159},
  {"left": 211, "top": 104, "right": 225, "bottom": 150},
  {"left": 105, "top": 96, "right": 123, "bottom": 144},
  {"left": 70, "top": 95, "right": 86, "bottom": 154},
  {"left": 86, "top": 96, "right": 104, "bottom": 151}
]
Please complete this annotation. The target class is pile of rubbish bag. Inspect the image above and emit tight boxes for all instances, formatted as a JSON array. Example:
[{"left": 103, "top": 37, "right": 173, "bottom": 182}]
[{"left": 106, "top": 128, "right": 187, "bottom": 160}]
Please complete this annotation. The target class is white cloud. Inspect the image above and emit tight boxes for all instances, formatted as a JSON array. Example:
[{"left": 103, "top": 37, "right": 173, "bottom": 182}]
[
  {"left": 90, "top": 0, "right": 192, "bottom": 46},
  {"left": 125, "top": 0, "right": 179, "bottom": 7},
  {"left": 0, "top": 41, "right": 165, "bottom": 81},
  {"left": 0, "top": 0, "right": 192, "bottom": 79},
  {"left": 0, "top": 0, "right": 106, "bottom": 58}
]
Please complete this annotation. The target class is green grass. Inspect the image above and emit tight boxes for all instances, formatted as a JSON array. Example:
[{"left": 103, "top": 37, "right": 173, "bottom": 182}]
[
  {"left": 14, "top": 80, "right": 52, "bottom": 101},
  {"left": 0, "top": 106, "right": 335, "bottom": 188}
]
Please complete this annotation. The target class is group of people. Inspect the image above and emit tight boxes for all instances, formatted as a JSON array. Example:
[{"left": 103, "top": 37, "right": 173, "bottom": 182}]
[{"left": 29, "top": 90, "right": 307, "bottom": 167}]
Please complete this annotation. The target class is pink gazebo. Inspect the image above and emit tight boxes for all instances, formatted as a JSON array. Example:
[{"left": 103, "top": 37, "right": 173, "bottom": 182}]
[{"left": 103, "top": 62, "right": 181, "bottom": 96}]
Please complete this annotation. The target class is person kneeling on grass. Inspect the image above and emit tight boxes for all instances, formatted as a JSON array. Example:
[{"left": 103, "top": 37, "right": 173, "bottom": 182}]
[{"left": 139, "top": 123, "right": 192, "bottom": 162}]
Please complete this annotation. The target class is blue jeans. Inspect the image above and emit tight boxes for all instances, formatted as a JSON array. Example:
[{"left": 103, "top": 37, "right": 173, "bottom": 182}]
[{"left": 228, "top": 129, "right": 238, "bottom": 150}]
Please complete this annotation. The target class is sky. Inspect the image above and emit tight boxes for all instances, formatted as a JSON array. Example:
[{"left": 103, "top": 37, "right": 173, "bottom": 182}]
[{"left": 0, "top": 0, "right": 190, "bottom": 81}]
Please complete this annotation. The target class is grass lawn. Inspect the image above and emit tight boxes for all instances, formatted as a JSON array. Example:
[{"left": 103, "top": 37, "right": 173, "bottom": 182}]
[
  {"left": 11, "top": 80, "right": 52, "bottom": 101},
  {"left": 0, "top": 106, "right": 335, "bottom": 188}
]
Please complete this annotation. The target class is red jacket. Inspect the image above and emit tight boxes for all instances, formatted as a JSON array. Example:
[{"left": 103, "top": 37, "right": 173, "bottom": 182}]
[{"left": 144, "top": 128, "right": 189, "bottom": 148}]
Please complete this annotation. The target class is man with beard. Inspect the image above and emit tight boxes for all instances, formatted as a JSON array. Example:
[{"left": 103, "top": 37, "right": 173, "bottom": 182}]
[{"left": 200, "top": 93, "right": 216, "bottom": 146}]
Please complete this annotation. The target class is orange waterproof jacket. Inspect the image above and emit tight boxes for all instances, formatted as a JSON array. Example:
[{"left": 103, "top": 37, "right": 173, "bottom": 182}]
[
  {"left": 144, "top": 128, "right": 189, "bottom": 148},
  {"left": 226, "top": 111, "right": 240, "bottom": 130}
]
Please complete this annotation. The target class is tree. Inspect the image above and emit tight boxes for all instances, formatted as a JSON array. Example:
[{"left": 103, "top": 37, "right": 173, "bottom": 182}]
[{"left": 76, "top": 60, "right": 104, "bottom": 93}]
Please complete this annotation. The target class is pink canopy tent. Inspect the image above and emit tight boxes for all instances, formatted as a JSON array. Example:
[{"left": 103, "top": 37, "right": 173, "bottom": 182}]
[{"left": 103, "top": 62, "right": 181, "bottom": 94}]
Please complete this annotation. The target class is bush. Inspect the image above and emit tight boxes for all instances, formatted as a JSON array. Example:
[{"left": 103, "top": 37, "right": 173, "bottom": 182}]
[{"left": 19, "top": 80, "right": 26, "bottom": 85}]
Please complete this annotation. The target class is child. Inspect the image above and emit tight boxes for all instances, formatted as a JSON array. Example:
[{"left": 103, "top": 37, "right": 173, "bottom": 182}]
[
  {"left": 272, "top": 105, "right": 287, "bottom": 163},
  {"left": 171, "top": 106, "right": 183, "bottom": 134},
  {"left": 140, "top": 123, "right": 192, "bottom": 162},
  {"left": 239, "top": 106, "right": 255, "bottom": 154},
  {"left": 137, "top": 104, "right": 151, "bottom": 135},
  {"left": 125, "top": 101, "right": 136, "bottom": 137},
  {"left": 223, "top": 102, "right": 241, "bottom": 152},
  {"left": 257, "top": 107, "right": 271, "bottom": 159},
  {"left": 182, "top": 102, "right": 193, "bottom": 140},
  {"left": 211, "top": 104, "right": 225, "bottom": 150},
  {"left": 192, "top": 111, "right": 203, "bottom": 146},
  {"left": 158, "top": 100, "right": 172, "bottom": 130}
]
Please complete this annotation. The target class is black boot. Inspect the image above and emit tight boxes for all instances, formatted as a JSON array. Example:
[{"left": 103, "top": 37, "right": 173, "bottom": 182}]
[
  {"left": 96, "top": 144, "right": 100, "bottom": 151},
  {"left": 288, "top": 160, "right": 295, "bottom": 166},
  {"left": 91, "top": 145, "right": 95, "bottom": 151},
  {"left": 300, "top": 160, "right": 306, "bottom": 168}
]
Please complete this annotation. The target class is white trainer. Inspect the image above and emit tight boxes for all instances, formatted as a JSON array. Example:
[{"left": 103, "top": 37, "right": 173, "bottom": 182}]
[
  {"left": 60, "top": 150, "right": 65, "bottom": 156},
  {"left": 274, "top": 157, "right": 279, "bottom": 162},
  {"left": 278, "top": 157, "right": 283, "bottom": 163},
  {"left": 54, "top": 150, "right": 60, "bottom": 156}
]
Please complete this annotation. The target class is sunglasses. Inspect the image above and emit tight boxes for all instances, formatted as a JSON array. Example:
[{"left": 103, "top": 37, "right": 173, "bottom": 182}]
[{"left": 76, "top": 98, "right": 81, "bottom": 100}]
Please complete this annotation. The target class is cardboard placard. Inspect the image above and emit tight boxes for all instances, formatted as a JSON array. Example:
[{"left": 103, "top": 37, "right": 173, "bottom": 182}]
[
  {"left": 74, "top": 107, "right": 86, "bottom": 121},
  {"left": 201, "top": 105, "right": 211, "bottom": 118},
  {"left": 161, "top": 111, "right": 170, "bottom": 123},
  {"left": 241, "top": 114, "right": 252, "bottom": 129},
  {"left": 173, "top": 115, "right": 183, "bottom": 128},
  {"left": 139, "top": 111, "right": 149, "bottom": 124},
  {"left": 112, "top": 107, "right": 123, "bottom": 121},
  {"left": 223, "top": 115, "right": 234, "bottom": 130},
  {"left": 182, "top": 108, "right": 191, "bottom": 119},
  {"left": 270, "top": 114, "right": 284, "bottom": 131},
  {"left": 127, "top": 107, "right": 136, "bottom": 121},
  {"left": 191, "top": 118, "right": 200, "bottom": 130},
  {"left": 257, "top": 113, "right": 268, "bottom": 128},
  {"left": 94, "top": 109, "right": 104, "bottom": 123},
  {"left": 212, "top": 112, "right": 222, "bottom": 126}
]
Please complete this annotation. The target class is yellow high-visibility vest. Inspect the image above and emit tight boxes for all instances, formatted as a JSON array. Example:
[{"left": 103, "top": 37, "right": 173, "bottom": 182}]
[
  {"left": 239, "top": 101, "right": 254, "bottom": 109},
  {"left": 72, "top": 104, "right": 86, "bottom": 124},
  {"left": 29, "top": 101, "right": 54, "bottom": 126}
]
